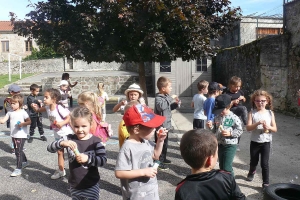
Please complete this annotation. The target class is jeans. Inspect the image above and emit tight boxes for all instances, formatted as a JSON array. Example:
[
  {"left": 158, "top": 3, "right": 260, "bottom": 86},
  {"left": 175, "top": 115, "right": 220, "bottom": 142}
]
[
  {"left": 29, "top": 116, "right": 44, "bottom": 136},
  {"left": 155, "top": 128, "right": 169, "bottom": 162},
  {"left": 12, "top": 138, "right": 27, "bottom": 169},
  {"left": 218, "top": 144, "right": 237, "bottom": 176}
]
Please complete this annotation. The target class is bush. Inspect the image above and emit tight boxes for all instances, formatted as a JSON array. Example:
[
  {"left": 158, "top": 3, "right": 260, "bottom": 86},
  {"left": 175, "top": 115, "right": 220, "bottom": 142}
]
[{"left": 23, "top": 46, "right": 63, "bottom": 61}]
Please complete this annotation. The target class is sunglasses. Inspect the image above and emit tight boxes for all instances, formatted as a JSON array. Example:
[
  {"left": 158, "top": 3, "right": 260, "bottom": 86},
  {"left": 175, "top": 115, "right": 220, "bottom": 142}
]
[{"left": 255, "top": 100, "right": 267, "bottom": 103}]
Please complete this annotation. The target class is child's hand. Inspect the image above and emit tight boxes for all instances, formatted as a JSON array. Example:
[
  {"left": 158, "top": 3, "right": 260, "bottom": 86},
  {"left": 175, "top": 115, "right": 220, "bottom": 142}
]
[
  {"left": 76, "top": 153, "right": 89, "bottom": 164},
  {"left": 121, "top": 100, "right": 127, "bottom": 106},
  {"left": 143, "top": 167, "right": 157, "bottom": 178},
  {"left": 55, "top": 121, "right": 64, "bottom": 129},
  {"left": 262, "top": 122, "right": 270, "bottom": 131},
  {"left": 233, "top": 99, "right": 239, "bottom": 105},
  {"left": 258, "top": 120, "right": 266, "bottom": 125},
  {"left": 239, "top": 96, "right": 245, "bottom": 101},
  {"left": 31, "top": 103, "right": 38, "bottom": 110},
  {"left": 60, "top": 140, "right": 77, "bottom": 149},
  {"left": 38, "top": 100, "right": 42, "bottom": 103},
  {"left": 206, "top": 121, "right": 213, "bottom": 129},
  {"left": 156, "top": 128, "right": 168, "bottom": 141},
  {"left": 221, "top": 130, "right": 231, "bottom": 137}
]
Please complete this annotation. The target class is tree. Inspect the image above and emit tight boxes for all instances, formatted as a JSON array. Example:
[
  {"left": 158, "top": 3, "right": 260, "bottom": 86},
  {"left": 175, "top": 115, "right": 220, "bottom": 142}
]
[{"left": 11, "top": 0, "right": 241, "bottom": 103}]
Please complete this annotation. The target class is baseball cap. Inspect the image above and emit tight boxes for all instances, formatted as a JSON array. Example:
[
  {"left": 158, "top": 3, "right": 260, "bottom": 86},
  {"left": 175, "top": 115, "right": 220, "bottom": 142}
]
[
  {"left": 123, "top": 104, "right": 166, "bottom": 128},
  {"left": 213, "top": 94, "right": 232, "bottom": 115},
  {"left": 58, "top": 80, "right": 69, "bottom": 86},
  {"left": 208, "top": 82, "right": 226, "bottom": 91},
  {"left": 8, "top": 84, "right": 22, "bottom": 93}
]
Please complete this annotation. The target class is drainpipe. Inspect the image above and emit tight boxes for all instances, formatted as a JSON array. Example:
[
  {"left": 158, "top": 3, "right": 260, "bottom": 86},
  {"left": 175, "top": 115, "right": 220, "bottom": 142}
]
[{"left": 256, "top": 17, "right": 258, "bottom": 40}]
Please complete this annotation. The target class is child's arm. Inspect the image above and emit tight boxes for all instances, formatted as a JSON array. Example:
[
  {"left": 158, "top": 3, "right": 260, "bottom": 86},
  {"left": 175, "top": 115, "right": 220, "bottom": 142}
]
[
  {"left": 0, "top": 115, "right": 9, "bottom": 124},
  {"left": 155, "top": 96, "right": 170, "bottom": 113},
  {"left": 246, "top": 111, "right": 261, "bottom": 131},
  {"left": 115, "top": 168, "right": 157, "bottom": 179},
  {"left": 191, "top": 101, "right": 194, "bottom": 108},
  {"left": 31, "top": 103, "right": 46, "bottom": 112},
  {"left": 112, "top": 99, "right": 127, "bottom": 112},
  {"left": 153, "top": 128, "right": 168, "bottom": 160},
  {"left": 47, "top": 138, "right": 65, "bottom": 153},
  {"left": 77, "top": 142, "right": 107, "bottom": 167},
  {"left": 68, "top": 80, "right": 78, "bottom": 88},
  {"left": 104, "top": 92, "right": 109, "bottom": 101},
  {"left": 56, "top": 115, "right": 70, "bottom": 129},
  {"left": 18, "top": 117, "right": 31, "bottom": 128}
]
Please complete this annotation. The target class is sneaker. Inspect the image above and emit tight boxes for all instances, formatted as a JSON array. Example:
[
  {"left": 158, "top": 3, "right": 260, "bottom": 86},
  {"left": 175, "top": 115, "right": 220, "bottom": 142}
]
[
  {"left": 246, "top": 171, "right": 256, "bottom": 181},
  {"left": 51, "top": 169, "right": 66, "bottom": 179},
  {"left": 262, "top": 184, "right": 269, "bottom": 191},
  {"left": 28, "top": 137, "right": 33, "bottom": 143},
  {"left": 11, "top": 149, "right": 15, "bottom": 155},
  {"left": 22, "top": 162, "right": 29, "bottom": 169},
  {"left": 10, "top": 169, "right": 22, "bottom": 177},
  {"left": 158, "top": 163, "right": 169, "bottom": 171},
  {"left": 163, "top": 159, "right": 172, "bottom": 164},
  {"left": 40, "top": 135, "right": 47, "bottom": 141}
]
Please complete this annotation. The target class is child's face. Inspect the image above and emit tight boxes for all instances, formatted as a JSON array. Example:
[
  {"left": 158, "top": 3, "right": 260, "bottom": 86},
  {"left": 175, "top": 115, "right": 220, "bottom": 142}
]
[
  {"left": 254, "top": 95, "right": 268, "bottom": 110},
  {"left": 220, "top": 107, "right": 231, "bottom": 116},
  {"left": 11, "top": 101, "right": 20, "bottom": 111},
  {"left": 128, "top": 91, "right": 140, "bottom": 101},
  {"left": 43, "top": 92, "right": 55, "bottom": 106},
  {"left": 60, "top": 84, "right": 69, "bottom": 91},
  {"left": 72, "top": 117, "right": 91, "bottom": 140},
  {"left": 202, "top": 86, "right": 208, "bottom": 94},
  {"left": 10, "top": 91, "right": 20, "bottom": 96},
  {"left": 31, "top": 88, "right": 40, "bottom": 96},
  {"left": 230, "top": 83, "right": 241, "bottom": 93},
  {"left": 162, "top": 82, "right": 172, "bottom": 95},
  {"left": 138, "top": 126, "right": 155, "bottom": 140}
]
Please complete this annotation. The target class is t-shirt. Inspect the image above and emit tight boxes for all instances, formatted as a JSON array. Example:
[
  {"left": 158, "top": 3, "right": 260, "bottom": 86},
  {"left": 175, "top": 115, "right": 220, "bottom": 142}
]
[
  {"left": 6, "top": 109, "right": 29, "bottom": 138},
  {"left": 59, "top": 89, "right": 69, "bottom": 108},
  {"left": 45, "top": 105, "right": 73, "bottom": 138},
  {"left": 225, "top": 90, "right": 245, "bottom": 107},
  {"left": 250, "top": 109, "right": 273, "bottom": 143},
  {"left": 115, "top": 139, "right": 159, "bottom": 200},
  {"left": 192, "top": 94, "right": 207, "bottom": 120},
  {"left": 203, "top": 97, "right": 215, "bottom": 121}
]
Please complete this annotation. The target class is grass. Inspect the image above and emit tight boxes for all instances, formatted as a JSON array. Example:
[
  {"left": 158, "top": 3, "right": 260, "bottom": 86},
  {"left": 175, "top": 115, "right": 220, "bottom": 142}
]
[{"left": 0, "top": 74, "right": 34, "bottom": 88}]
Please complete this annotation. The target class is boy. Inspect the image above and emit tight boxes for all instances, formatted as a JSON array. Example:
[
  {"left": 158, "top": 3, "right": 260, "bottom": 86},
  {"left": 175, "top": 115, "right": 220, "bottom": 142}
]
[
  {"left": 175, "top": 129, "right": 245, "bottom": 200},
  {"left": 154, "top": 76, "right": 179, "bottom": 170},
  {"left": 58, "top": 80, "right": 71, "bottom": 108},
  {"left": 191, "top": 80, "right": 209, "bottom": 129},
  {"left": 207, "top": 94, "right": 243, "bottom": 175},
  {"left": 27, "top": 84, "right": 47, "bottom": 143},
  {"left": 203, "top": 82, "right": 225, "bottom": 124},
  {"left": 115, "top": 104, "right": 168, "bottom": 200}
]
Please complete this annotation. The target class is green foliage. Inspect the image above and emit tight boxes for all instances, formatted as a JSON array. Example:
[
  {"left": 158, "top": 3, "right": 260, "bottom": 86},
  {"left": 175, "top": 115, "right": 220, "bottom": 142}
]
[
  {"left": 0, "top": 74, "right": 33, "bottom": 88},
  {"left": 23, "top": 46, "right": 63, "bottom": 61}
]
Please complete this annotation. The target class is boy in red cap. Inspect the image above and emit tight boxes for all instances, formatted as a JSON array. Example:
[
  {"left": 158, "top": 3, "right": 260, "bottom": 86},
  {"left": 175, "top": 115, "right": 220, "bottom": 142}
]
[{"left": 115, "top": 104, "right": 168, "bottom": 200}]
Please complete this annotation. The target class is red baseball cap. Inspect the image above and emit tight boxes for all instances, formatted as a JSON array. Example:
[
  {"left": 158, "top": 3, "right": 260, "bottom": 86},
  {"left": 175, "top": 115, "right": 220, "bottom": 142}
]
[{"left": 123, "top": 104, "right": 166, "bottom": 128}]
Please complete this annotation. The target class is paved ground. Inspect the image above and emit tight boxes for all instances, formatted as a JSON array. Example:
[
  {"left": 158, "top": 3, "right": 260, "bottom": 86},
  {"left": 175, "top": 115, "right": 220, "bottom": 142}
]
[{"left": 0, "top": 72, "right": 299, "bottom": 199}]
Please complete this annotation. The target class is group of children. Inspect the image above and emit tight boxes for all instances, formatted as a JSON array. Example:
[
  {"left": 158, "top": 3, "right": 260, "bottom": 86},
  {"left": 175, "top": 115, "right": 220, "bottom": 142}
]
[{"left": 0, "top": 73, "right": 282, "bottom": 199}]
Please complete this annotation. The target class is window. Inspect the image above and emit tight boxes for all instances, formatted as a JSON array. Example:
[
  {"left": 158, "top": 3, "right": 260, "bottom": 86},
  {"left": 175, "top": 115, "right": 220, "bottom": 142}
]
[
  {"left": 160, "top": 61, "right": 171, "bottom": 72},
  {"left": 196, "top": 58, "right": 207, "bottom": 72},
  {"left": 257, "top": 28, "right": 283, "bottom": 39},
  {"left": 25, "top": 41, "right": 32, "bottom": 51},
  {"left": 1, "top": 41, "right": 9, "bottom": 52}
]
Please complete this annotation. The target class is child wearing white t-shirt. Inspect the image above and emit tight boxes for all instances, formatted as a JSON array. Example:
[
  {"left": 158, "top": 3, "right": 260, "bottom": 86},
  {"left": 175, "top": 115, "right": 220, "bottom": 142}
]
[{"left": 0, "top": 94, "right": 31, "bottom": 177}]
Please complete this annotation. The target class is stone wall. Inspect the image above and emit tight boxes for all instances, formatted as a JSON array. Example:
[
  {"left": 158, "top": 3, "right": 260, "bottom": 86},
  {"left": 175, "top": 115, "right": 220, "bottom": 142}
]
[{"left": 214, "top": 34, "right": 289, "bottom": 111}]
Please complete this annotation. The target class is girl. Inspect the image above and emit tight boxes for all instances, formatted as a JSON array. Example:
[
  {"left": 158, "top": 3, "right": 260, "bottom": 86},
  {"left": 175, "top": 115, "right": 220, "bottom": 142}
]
[
  {"left": 32, "top": 88, "right": 73, "bottom": 179},
  {"left": 58, "top": 80, "right": 71, "bottom": 108},
  {"left": 77, "top": 91, "right": 112, "bottom": 144},
  {"left": 246, "top": 90, "right": 277, "bottom": 189},
  {"left": 0, "top": 94, "right": 31, "bottom": 177},
  {"left": 47, "top": 107, "right": 107, "bottom": 199},
  {"left": 97, "top": 82, "right": 109, "bottom": 122},
  {"left": 62, "top": 73, "right": 78, "bottom": 108}
]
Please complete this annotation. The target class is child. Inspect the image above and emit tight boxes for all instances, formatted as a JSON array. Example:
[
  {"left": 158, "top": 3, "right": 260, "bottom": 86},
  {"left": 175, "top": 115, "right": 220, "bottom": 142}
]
[
  {"left": 191, "top": 80, "right": 209, "bottom": 129},
  {"left": 246, "top": 90, "right": 277, "bottom": 189},
  {"left": 115, "top": 104, "right": 168, "bottom": 200},
  {"left": 118, "top": 100, "right": 140, "bottom": 148},
  {"left": 203, "top": 82, "right": 225, "bottom": 124},
  {"left": 78, "top": 91, "right": 112, "bottom": 144},
  {"left": 97, "top": 82, "right": 109, "bottom": 122},
  {"left": 154, "top": 76, "right": 180, "bottom": 170},
  {"left": 47, "top": 107, "right": 106, "bottom": 199},
  {"left": 0, "top": 94, "right": 31, "bottom": 177},
  {"left": 175, "top": 129, "right": 246, "bottom": 200},
  {"left": 27, "top": 84, "right": 47, "bottom": 143},
  {"left": 32, "top": 88, "right": 73, "bottom": 179},
  {"left": 112, "top": 83, "right": 145, "bottom": 113},
  {"left": 58, "top": 80, "right": 71, "bottom": 108},
  {"left": 62, "top": 73, "right": 78, "bottom": 108},
  {"left": 207, "top": 94, "right": 243, "bottom": 176}
]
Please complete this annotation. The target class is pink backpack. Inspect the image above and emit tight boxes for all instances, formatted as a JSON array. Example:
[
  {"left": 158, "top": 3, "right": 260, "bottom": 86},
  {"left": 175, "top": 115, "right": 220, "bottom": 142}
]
[{"left": 92, "top": 115, "right": 113, "bottom": 143}]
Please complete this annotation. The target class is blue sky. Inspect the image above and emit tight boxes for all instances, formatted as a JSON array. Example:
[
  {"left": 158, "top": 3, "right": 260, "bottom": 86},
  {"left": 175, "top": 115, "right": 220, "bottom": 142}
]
[{"left": 0, "top": 0, "right": 283, "bottom": 20}]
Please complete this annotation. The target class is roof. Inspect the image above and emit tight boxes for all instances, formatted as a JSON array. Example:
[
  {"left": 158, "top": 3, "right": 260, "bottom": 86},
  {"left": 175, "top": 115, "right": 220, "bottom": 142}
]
[{"left": 0, "top": 21, "right": 13, "bottom": 31}]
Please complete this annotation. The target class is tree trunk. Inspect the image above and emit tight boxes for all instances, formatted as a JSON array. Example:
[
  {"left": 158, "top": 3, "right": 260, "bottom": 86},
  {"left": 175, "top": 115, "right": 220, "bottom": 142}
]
[{"left": 138, "top": 61, "right": 148, "bottom": 105}]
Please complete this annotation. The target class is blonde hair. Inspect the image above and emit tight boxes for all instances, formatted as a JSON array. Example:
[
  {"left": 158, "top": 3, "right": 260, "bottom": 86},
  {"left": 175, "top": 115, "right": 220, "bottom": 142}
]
[
  {"left": 11, "top": 94, "right": 24, "bottom": 107},
  {"left": 97, "top": 82, "right": 105, "bottom": 97},
  {"left": 77, "top": 91, "right": 102, "bottom": 120},
  {"left": 70, "top": 107, "right": 93, "bottom": 125},
  {"left": 250, "top": 90, "right": 273, "bottom": 110}
]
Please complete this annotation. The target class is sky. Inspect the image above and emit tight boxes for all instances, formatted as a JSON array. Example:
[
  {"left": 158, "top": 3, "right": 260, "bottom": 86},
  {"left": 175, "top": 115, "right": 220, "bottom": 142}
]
[{"left": 0, "top": 0, "right": 284, "bottom": 21}]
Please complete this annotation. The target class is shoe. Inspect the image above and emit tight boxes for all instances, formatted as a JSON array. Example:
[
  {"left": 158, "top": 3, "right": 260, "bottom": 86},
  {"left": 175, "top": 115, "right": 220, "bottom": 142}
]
[
  {"left": 22, "top": 162, "right": 29, "bottom": 169},
  {"left": 262, "top": 184, "right": 269, "bottom": 191},
  {"left": 246, "top": 171, "right": 256, "bottom": 181},
  {"left": 11, "top": 149, "right": 15, "bottom": 155},
  {"left": 28, "top": 137, "right": 33, "bottom": 143},
  {"left": 40, "top": 135, "right": 47, "bottom": 141},
  {"left": 10, "top": 169, "right": 22, "bottom": 177},
  {"left": 51, "top": 169, "right": 66, "bottom": 179},
  {"left": 158, "top": 163, "right": 169, "bottom": 171},
  {"left": 163, "top": 159, "right": 172, "bottom": 164}
]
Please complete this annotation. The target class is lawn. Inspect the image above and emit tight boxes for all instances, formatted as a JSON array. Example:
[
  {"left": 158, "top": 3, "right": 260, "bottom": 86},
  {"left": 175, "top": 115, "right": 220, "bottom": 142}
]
[{"left": 0, "top": 74, "right": 34, "bottom": 88}]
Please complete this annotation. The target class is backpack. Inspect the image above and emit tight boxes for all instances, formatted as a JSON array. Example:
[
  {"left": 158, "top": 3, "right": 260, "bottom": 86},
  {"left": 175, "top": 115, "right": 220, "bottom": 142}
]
[{"left": 92, "top": 114, "right": 113, "bottom": 143}]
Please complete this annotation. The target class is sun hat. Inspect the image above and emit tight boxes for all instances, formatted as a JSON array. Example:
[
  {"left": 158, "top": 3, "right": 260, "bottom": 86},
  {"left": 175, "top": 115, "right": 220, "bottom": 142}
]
[
  {"left": 58, "top": 80, "right": 69, "bottom": 87},
  {"left": 124, "top": 83, "right": 144, "bottom": 96},
  {"left": 123, "top": 104, "right": 166, "bottom": 128},
  {"left": 213, "top": 94, "right": 232, "bottom": 115},
  {"left": 8, "top": 84, "right": 22, "bottom": 93}
]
